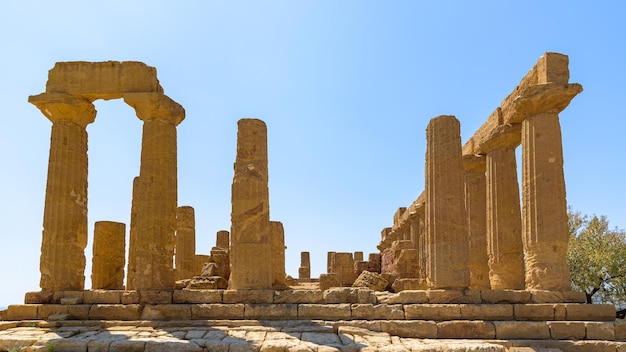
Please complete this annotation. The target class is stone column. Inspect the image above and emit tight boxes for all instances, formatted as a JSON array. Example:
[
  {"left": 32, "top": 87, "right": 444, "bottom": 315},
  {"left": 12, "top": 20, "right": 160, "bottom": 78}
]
[
  {"left": 216, "top": 230, "right": 230, "bottom": 250},
  {"left": 425, "top": 115, "right": 469, "bottom": 289},
  {"left": 271, "top": 221, "right": 286, "bottom": 288},
  {"left": 299, "top": 252, "right": 311, "bottom": 279},
  {"left": 334, "top": 253, "right": 356, "bottom": 286},
  {"left": 29, "top": 93, "right": 96, "bottom": 291},
  {"left": 484, "top": 127, "right": 525, "bottom": 290},
  {"left": 126, "top": 176, "right": 141, "bottom": 290},
  {"left": 327, "top": 252, "right": 336, "bottom": 273},
  {"left": 463, "top": 154, "right": 491, "bottom": 290},
  {"left": 176, "top": 206, "right": 196, "bottom": 281},
  {"left": 124, "top": 92, "right": 185, "bottom": 290},
  {"left": 353, "top": 252, "right": 364, "bottom": 262},
  {"left": 91, "top": 221, "right": 126, "bottom": 290},
  {"left": 229, "top": 118, "right": 272, "bottom": 289}
]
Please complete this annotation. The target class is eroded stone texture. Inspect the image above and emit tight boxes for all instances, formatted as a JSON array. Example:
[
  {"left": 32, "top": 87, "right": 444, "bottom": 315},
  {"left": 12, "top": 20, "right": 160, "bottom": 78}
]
[
  {"left": 463, "top": 154, "right": 490, "bottom": 290},
  {"left": 91, "top": 221, "right": 126, "bottom": 290},
  {"left": 215, "top": 230, "right": 230, "bottom": 250},
  {"left": 29, "top": 93, "right": 96, "bottom": 291},
  {"left": 175, "top": 206, "right": 196, "bottom": 281},
  {"left": 332, "top": 253, "right": 357, "bottom": 287},
  {"left": 271, "top": 221, "right": 286, "bottom": 288},
  {"left": 124, "top": 92, "right": 185, "bottom": 290},
  {"left": 229, "top": 118, "right": 272, "bottom": 289},
  {"left": 522, "top": 112, "right": 572, "bottom": 290},
  {"left": 126, "top": 176, "right": 140, "bottom": 290},
  {"left": 299, "top": 251, "right": 311, "bottom": 279},
  {"left": 425, "top": 115, "right": 469, "bottom": 289}
]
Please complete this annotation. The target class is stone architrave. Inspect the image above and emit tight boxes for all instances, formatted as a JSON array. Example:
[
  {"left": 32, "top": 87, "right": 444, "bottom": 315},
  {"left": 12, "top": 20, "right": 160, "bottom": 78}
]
[
  {"left": 424, "top": 115, "right": 469, "bottom": 289},
  {"left": 519, "top": 82, "right": 580, "bottom": 290},
  {"left": 229, "top": 118, "right": 273, "bottom": 289},
  {"left": 175, "top": 206, "right": 196, "bottom": 281},
  {"left": 484, "top": 126, "right": 525, "bottom": 290},
  {"left": 299, "top": 251, "right": 311, "bottom": 279},
  {"left": 29, "top": 93, "right": 96, "bottom": 291},
  {"left": 124, "top": 92, "right": 185, "bottom": 290},
  {"left": 271, "top": 221, "right": 286, "bottom": 288},
  {"left": 91, "top": 221, "right": 126, "bottom": 290},
  {"left": 216, "top": 230, "right": 230, "bottom": 250},
  {"left": 463, "top": 154, "right": 491, "bottom": 290}
]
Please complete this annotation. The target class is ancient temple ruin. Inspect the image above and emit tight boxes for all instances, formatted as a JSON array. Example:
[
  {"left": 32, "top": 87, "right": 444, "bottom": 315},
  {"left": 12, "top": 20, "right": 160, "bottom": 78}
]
[{"left": 3, "top": 54, "right": 625, "bottom": 351}]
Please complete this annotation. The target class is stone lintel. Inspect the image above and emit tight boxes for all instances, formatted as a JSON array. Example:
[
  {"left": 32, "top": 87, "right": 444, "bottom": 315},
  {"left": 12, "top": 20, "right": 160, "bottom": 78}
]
[
  {"left": 505, "top": 83, "right": 583, "bottom": 124},
  {"left": 28, "top": 92, "right": 96, "bottom": 127},
  {"left": 476, "top": 123, "right": 522, "bottom": 154},
  {"left": 45, "top": 61, "right": 163, "bottom": 100},
  {"left": 390, "top": 192, "right": 425, "bottom": 235},
  {"left": 124, "top": 92, "right": 185, "bottom": 125},
  {"left": 462, "top": 154, "right": 486, "bottom": 173}
]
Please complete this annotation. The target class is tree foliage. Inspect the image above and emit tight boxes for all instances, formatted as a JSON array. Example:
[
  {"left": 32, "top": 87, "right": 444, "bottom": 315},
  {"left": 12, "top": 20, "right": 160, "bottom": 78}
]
[{"left": 567, "top": 209, "right": 626, "bottom": 318}]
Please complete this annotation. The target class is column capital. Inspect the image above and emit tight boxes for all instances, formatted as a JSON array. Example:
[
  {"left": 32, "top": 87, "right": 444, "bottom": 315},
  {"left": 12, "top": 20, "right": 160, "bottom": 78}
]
[
  {"left": 506, "top": 83, "right": 583, "bottom": 124},
  {"left": 28, "top": 93, "right": 96, "bottom": 127},
  {"left": 479, "top": 124, "right": 522, "bottom": 154},
  {"left": 123, "top": 92, "right": 185, "bottom": 125},
  {"left": 462, "top": 154, "right": 486, "bottom": 173}
]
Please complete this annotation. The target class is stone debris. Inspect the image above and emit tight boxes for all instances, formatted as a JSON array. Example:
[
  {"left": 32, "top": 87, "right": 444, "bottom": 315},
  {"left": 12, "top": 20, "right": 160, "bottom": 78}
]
[{"left": 352, "top": 271, "right": 388, "bottom": 292}]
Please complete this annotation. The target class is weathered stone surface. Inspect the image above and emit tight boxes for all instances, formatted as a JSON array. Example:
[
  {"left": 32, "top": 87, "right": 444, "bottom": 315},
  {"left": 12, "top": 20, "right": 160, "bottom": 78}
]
[
  {"left": 187, "top": 276, "right": 228, "bottom": 289},
  {"left": 404, "top": 304, "right": 461, "bottom": 320},
  {"left": 297, "top": 304, "right": 351, "bottom": 320},
  {"left": 88, "top": 304, "right": 142, "bottom": 320},
  {"left": 425, "top": 115, "right": 469, "bottom": 289},
  {"left": 460, "top": 304, "right": 513, "bottom": 320},
  {"left": 481, "top": 290, "right": 532, "bottom": 304},
  {"left": 191, "top": 303, "right": 244, "bottom": 319},
  {"left": 391, "top": 278, "right": 427, "bottom": 292},
  {"left": 513, "top": 304, "right": 555, "bottom": 321},
  {"left": 437, "top": 321, "right": 496, "bottom": 339},
  {"left": 139, "top": 290, "right": 173, "bottom": 304},
  {"left": 175, "top": 206, "right": 197, "bottom": 281},
  {"left": 323, "top": 287, "right": 375, "bottom": 304},
  {"left": 585, "top": 322, "right": 616, "bottom": 340},
  {"left": 83, "top": 290, "right": 121, "bottom": 304},
  {"left": 173, "top": 289, "right": 223, "bottom": 304},
  {"left": 273, "top": 290, "right": 323, "bottom": 304},
  {"left": 24, "top": 291, "right": 53, "bottom": 304},
  {"left": 352, "top": 271, "right": 388, "bottom": 291},
  {"left": 386, "top": 290, "right": 428, "bottom": 304},
  {"left": 299, "top": 251, "right": 311, "bottom": 280},
  {"left": 319, "top": 273, "right": 341, "bottom": 291},
  {"left": 380, "top": 321, "right": 438, "bottom": 338},
  {"left": 493, "top": 321, "right": 550, "bottom": 340},
  {"left": 271, "top": 221, "right": 286, "bottom": 288},
  {"left": 223, "top": 289, "right": 274, "bottom": 304},
  {"left": 548, "top": 321, "right": 586, "bottom": 340},
  {"left": 91, "top": 221, "right": 126, "bottom": 290},
  {"left": 229, "top": 118, "right": 272, "bottom": 290},
  {"left": 244, "top": 304, "right": 298, "bottom": 319},
  {"left": 565, "top": 304, "right": 616, "bottom": 321},
  {"left": 331, "top": 252, "right": 357, "bottom": 286},
  {"left": 351, "top": 304, "right": 405, "bottom": 320}
]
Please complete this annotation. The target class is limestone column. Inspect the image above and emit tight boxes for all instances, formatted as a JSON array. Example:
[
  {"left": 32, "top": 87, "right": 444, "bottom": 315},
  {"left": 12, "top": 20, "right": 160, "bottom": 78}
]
[
  {"left": 216, "top": 230, "right": 230, "bottom": 250},
  {"left": 463, "top": 154, "right": 491, "bottom": 290},
  {"left": 484, "top": 127, "right": 525, "bottom": 289},
  {"left": 299, "top": 252, "right": 311, "bottom": 279},
  {"left": 229, "top": 118, "right": 272, "bottom": 289},
  {"left": 124, "top": 92, "right": 185, "bottom": 290},
  {"left": 91, "top": 221, "right": 126, "bottom": 290},
  {"left": 176, "top": 206, "right": 196, "bottom": 281},
  {"left": 271, "top": 221, "right": 286, "bottom": 288},
  {"left": 425, "top": 115, "right": 469, "bottom": 289},
  {"left": 29, "top": 93, "right": 96, "bottom": 291},
  {"left": 327, "top": 252, "right": 336, "bottom": 273},
  {"left": 126, "top": 176, "right": 141, "bottom": 290}
]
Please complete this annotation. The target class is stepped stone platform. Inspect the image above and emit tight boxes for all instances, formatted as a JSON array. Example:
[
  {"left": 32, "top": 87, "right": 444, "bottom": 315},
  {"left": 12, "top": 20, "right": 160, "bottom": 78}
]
[{"left": 1, "top": 288, "right": 625, "bottom": 351}]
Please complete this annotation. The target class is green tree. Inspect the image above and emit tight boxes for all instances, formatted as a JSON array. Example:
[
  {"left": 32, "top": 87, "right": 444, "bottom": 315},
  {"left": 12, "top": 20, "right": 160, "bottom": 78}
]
[{"left": 567, "top": 209, "right": 626, "bottom": 318}]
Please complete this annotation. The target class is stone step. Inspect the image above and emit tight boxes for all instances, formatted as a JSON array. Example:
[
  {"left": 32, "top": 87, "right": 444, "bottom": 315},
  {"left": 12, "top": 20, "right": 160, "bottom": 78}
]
[{"left": 5, "top": 302, "right": 616, "bottom": 323}]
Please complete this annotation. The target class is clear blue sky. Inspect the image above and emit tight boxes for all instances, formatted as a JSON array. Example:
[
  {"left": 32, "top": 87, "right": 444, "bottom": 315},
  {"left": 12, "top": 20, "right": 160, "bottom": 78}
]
[{"left": 1, "top": 1, "right": 624, "bottom": 306}]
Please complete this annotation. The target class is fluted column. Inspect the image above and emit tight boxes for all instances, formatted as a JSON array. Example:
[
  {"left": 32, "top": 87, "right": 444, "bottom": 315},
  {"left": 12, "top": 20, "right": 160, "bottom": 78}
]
[
  {"left": 92, "top": 221, "right": 126, "bottom": 289},
  {"left": 29, "top": 93, "right": 96, "bottom": 291},
  {"left": 176, "top": 206, "right": 197, "bottom": 281},
  {"left": 271, "top": 221, "right": 286, "bottom": 288},
  {"left": 463, "top": 154, "right": 491, "bottom": 290},
  {"left": 124, "top": 92, "right": 185, "bottom": 290},
  {"left": 425, "top": 115, "right": 469, "bottom": 289}
]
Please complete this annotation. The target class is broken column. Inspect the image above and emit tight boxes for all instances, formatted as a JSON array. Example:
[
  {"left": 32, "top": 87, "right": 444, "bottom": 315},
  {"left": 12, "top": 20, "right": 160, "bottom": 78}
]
[
  {"left": 299, "top": 251, "right": 311, "bottom": 279},
  {"left": 216, "top": 230, "right": 230, "bottom": 250},
  {"left": 424, "top": 115, "right": 469, "bottom": 289},
  {"left": 484, "top": 125, "right": 525, "bottom": 290},
  {"left": 271, "top": 221, "right": 286, "bottom": 288},
  {"left": 91, "top": 221, "right": 126, "bottom": 290},
  {"left": 29, "top": 93, "right": 96, "bottom": 291},
  {"left": 229, "top": 118, "right": 272, "bottom": 289},
  {"left": 175, "top": 206, "right": 196, "bottom": 281},
  {"left": 124, "top": 92, "right": 185, "bottom": 290},
  {"left": 463, "top": 154, "right": 491, "bottom": 290}
]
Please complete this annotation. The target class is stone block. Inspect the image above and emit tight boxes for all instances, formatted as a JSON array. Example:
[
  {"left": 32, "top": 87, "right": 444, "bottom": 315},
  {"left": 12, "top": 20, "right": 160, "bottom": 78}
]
[
  {"left": 427, "top": 290, "right": 466, "bottom": 303},
  {"left": 7, "top": 304, "right": 38, "bottom": 320},
  {"left": 529, "top": 290, "right": 564, "bottom": 303},
  {"left": 24, "top": 291, "right": 53, "bottom": 304},
  {"left": 565, "top": 304, "right": 616, "bottom": 321},
  {"left": 191, "top": 303, "right": 244, "bottom": 319},
  {"left": 297, "top": 304, "right": 351, "bottom": 320},
  {"left": 585, "top": 322, "right": 616, "bottom": 340},
  {"left": 554, "top": 304, "right": 567, "bottom": 320},
  {"left": 404, "top": 304, "right": 461, "bottom": 320},
  {"left": 121, "top": 291, "right": 140, "bottom": 304},
  {"left": 391, "top": 278, "right": 427, "bottom": 292},
  {"left": 323, "top": 287, "right": 374, "bottom": 304},
  {"left": 562, "top": 291, "right": 587, "bottom": 303},
  {"left": 273, "top": 289, "right": 323, "bottom": 303},
  {"left": 548, "top": 321, "right": 586, "bottom": 340},
  {"left": 52, "top": 291, "right": 84, "bottom": 303},
  {"left": 481, "top": 290, "right": 531, "bottom": 304},
  {"left": 380, "top": 320, "right": 437, "bottom": 338},
  {"left": 352, "top": 271, "right": 388, "bottom": 291},
  {"left": 66, "top": 305, "right": 90, "bottom": 320},
  {"left": 244, "top": 304, "right": 297, "bottom": 319},
  {"left": 514, "top": 304, "right": 555, "bottom": 320},
  {"left": 386, "top": 290, "right": 428, "bottom": 304},
  {"left": 460, "top": 304, "right": 513, "bottom": 320},
  {"left": 351, "top": 304, "right": 405, "bottom": 320},
  {"left": 61, "top": 296, "right": 83, "bottom": 305},
  {"left": 173, "top": 289, "right": 223, "bottom": 303},
  {"left": 141, "top": 304, "right": 191, "bottom": 320},
  {"left": 319, "top": 273, "right": 341, "bottom": 291},
  {"left": 493, "top": 321, "right": 550, "bottom": 339},
  {"left": 615, "top": 321, "right": 626, "bottom": 340},
  {"left": 437, "top": 320, "right": 495, "bottom": 339},
  {"left": 139, "top": 290, "right": 173, "bottom": 304},
  {"left": 37, "top": 304, "right": 67, "bottom": 319},
  {"left": 88, "top": 304, "right": 142, "bottom": 320},
  {"left": 84, "top": 290, "right": 121, "bottom": 304},
  {"left": 223, "top": 289, "right": 274, "bottom": 304}
]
